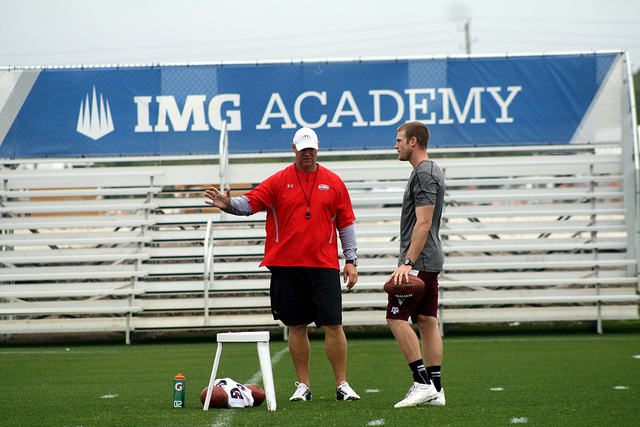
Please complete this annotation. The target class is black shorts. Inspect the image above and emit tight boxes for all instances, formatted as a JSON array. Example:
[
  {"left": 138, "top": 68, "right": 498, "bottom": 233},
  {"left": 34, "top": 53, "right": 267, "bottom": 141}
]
[
  {"left": 386, "top": 271, "right": 440, "bottom": 323},
  {"left": 268, "top": 266, "right": 342, "bottom": 327}
]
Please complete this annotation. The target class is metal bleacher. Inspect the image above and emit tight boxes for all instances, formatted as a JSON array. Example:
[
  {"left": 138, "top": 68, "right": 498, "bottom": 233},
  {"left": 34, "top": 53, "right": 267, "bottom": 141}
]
[{"left": 1, "top": 144, "right": 639, "bottom": 343}]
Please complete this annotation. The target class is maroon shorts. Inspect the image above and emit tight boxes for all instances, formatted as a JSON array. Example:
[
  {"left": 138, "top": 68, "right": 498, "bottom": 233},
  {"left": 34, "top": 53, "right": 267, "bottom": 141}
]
[{"left": 386, "top": 271, "right": 439, "bottom": 323}]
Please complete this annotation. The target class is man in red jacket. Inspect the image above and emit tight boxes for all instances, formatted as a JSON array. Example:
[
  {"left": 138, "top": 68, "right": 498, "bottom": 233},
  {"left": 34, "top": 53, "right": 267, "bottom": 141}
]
[{"left": 204, "top": 127, "right": 360, "bottom": 402}]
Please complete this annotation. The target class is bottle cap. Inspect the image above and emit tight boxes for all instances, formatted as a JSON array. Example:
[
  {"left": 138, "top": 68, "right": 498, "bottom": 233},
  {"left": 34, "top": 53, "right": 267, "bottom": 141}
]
[{"left": 175, "top": 373, "right": 185, "bottom": 379}]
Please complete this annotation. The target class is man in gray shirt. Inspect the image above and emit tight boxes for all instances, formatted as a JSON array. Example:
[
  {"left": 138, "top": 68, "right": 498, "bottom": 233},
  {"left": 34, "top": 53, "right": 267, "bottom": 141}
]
[{"left": 386, "top": 121, "right": 446, "bottom": 408}]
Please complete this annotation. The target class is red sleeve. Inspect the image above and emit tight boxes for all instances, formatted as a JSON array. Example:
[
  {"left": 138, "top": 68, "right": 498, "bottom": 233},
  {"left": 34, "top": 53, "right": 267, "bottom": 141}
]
[
  {"left": 335, "top": 177, "right": 356, "bottom": 231},
  {"left": 244, "top": 171, "right": 280, "bottom": 213}
]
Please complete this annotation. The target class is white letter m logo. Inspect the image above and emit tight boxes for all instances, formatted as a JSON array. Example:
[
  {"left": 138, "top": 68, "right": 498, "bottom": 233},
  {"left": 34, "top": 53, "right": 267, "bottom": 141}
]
[{"left": 77, "top": 87, "right": 114, "bottom": 140}]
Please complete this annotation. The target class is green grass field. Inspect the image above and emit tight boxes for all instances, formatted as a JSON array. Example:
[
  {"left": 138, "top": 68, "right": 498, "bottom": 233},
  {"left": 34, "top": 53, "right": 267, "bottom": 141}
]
[{"left": 1, "top": 322, "right": 639, "bottom": 426}]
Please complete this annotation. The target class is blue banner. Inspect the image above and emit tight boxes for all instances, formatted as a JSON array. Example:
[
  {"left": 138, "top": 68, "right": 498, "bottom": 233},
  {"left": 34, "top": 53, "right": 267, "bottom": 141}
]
[{"left": 0, "top": 53, "right": 621, "bottom": 158}]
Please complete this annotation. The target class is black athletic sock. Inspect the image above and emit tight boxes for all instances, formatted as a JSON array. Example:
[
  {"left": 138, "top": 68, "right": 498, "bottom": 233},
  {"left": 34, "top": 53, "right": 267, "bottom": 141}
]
[
  {"left": 409, "top": 360, "right": 429, "bottom": 384},
  {"left": 427, "top": 366, "right": 442, "bottom": 391}
]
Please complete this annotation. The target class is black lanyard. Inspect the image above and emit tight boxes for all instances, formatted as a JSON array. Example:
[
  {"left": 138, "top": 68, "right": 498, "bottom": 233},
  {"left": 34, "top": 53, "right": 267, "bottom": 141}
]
[{"left": 295, "top": 166, "right": 318, "bottom": 219}]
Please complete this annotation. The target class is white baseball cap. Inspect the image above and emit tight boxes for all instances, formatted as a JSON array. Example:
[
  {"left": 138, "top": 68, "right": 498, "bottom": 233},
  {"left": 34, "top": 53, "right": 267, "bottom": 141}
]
[{"left": 293, "top": 127, "right": 319, "bottom": 150}]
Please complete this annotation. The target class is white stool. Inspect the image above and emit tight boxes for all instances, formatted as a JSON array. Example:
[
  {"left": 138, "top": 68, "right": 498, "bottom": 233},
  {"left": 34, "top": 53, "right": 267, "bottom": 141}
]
[{"left": 204, "top": 331, "right": 277, "bottom": 411}]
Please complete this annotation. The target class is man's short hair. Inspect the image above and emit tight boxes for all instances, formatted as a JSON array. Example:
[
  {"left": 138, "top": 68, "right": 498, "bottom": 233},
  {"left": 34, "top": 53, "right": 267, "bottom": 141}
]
[{"left": 397, "top": 122, "right": 430, "bottom": 148}]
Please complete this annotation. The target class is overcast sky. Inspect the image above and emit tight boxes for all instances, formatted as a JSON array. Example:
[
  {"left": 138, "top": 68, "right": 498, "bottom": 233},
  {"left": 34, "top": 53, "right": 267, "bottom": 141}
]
[{"left": 1, "top": 0, "right": 639, "bottom": 72}]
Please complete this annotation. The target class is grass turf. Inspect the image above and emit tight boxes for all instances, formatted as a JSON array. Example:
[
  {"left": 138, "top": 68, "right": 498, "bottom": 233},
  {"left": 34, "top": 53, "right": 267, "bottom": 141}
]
[{"left": 1, "top": 322, "right": 639, "bottom": 426}]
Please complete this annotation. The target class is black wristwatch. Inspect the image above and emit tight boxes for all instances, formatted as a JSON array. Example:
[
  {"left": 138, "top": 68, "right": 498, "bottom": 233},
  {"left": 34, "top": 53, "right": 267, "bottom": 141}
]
[
  {"left": 346, "top": 259, "right": 358, "bottom": 267},
  {"left": 403, "top": 258, "right": 414, "bottom": 267}
]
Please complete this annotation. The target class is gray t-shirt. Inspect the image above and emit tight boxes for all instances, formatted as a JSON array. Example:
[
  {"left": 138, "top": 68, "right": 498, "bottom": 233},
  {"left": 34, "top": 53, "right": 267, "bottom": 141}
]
[{"left": 398, "top": 159, "right": 445, "bottom": 272}]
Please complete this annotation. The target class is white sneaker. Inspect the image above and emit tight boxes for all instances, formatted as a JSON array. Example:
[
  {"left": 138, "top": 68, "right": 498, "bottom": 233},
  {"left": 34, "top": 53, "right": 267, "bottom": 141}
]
[
  {"left": 335, "top": 381, "right": 360, "bottom": 401},
  {"left": 289, "top": 382, "right": 312, "bottom": 401},
  {"left": 420, "top": 388, "right": 445, "bottom": 406},
  {"left": 394, "top": 382, "right": 438, "bottom": 408}
]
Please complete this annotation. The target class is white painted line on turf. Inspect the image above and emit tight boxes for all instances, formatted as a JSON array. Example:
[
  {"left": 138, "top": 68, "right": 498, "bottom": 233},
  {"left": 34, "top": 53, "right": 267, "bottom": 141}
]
[
  {"left": 510, "top": 417, "right": 528, "bottom": 423},
  {"left": 613, "top": 385, "right": 629, "bottom": 389},
  {"left": 210, "top": 411, "right": 233, "bottom": 427},
  {"left": 246, "top": 346, "right": 288, "bottom": 384},
  {"left": 490, "top": 387, "right": 504, "bottom": 391},
  {"left": 100, "top": 394, "right": 118, "bottom": 399},
  {"left": 632, "top": 355, "right": 640, "bottom": 359},
  {"left": 367, "top": 419, "right": 385, "bottom": 426},
  {"left": 210, "top": 346, "right": 289, "bottom": 427},
  {"left": 365, "top": 389, "right": 380, "bottom": 393}
]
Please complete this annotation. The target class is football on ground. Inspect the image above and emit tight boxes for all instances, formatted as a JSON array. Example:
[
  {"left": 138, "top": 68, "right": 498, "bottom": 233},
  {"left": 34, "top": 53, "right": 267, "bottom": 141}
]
[
  {"left": 384, "top": 274, "right": 425, "bottom": 298},
  {"left": 246, "top": 384, "right": 265, "bottom": 406},
  {"left": 200, "top": 386, "right": 228, "bottom": 408}
]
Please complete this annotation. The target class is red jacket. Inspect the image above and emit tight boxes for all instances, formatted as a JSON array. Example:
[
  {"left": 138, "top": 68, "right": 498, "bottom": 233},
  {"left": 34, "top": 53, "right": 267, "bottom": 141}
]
[{"left": 245, "top": 164, "right": 355, "bottom": 270}]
